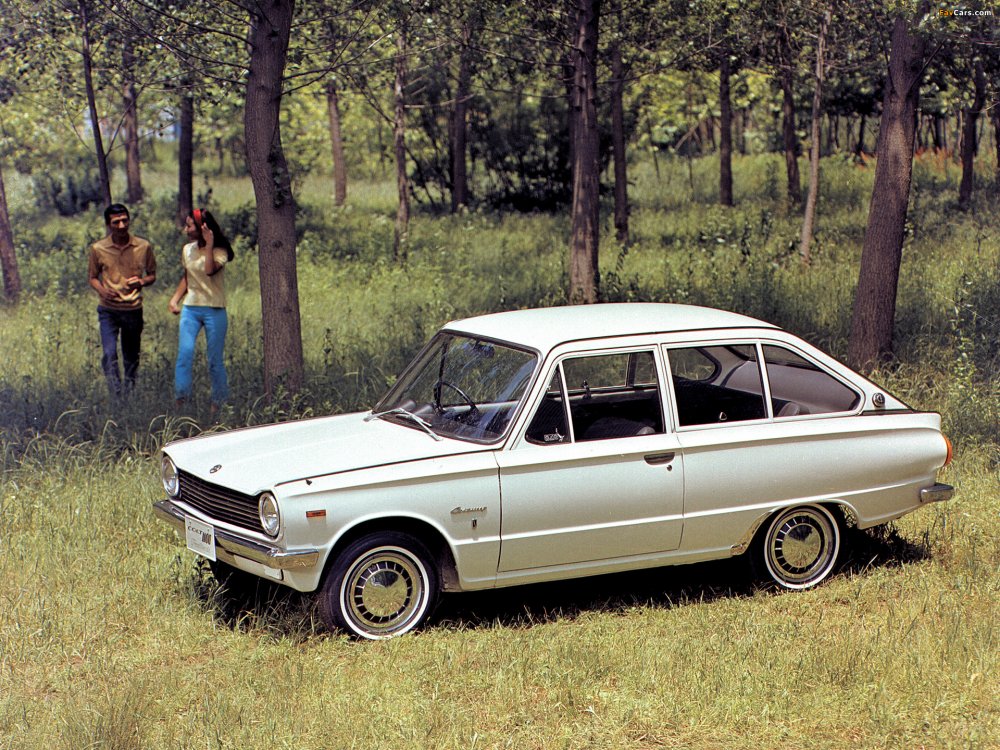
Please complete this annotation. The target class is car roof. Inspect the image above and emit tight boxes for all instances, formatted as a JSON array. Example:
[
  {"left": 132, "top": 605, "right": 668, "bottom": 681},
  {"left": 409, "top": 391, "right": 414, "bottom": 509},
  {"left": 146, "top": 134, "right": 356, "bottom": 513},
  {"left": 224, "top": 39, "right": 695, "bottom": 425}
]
[{"left": 443, "top": 303, "right": 780, "bottom": 353}]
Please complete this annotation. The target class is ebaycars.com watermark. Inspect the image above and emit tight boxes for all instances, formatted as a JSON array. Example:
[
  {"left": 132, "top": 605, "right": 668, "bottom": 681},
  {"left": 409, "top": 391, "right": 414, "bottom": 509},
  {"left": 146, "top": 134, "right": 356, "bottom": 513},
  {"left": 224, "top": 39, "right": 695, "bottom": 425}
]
[{"left": 938, "top": 7, "right": 995, "bottom": 16}]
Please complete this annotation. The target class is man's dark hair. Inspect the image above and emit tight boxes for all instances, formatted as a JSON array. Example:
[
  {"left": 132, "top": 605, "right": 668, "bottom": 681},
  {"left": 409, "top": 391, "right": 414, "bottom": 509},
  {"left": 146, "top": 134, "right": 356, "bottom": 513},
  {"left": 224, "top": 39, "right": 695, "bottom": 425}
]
[{"left": 104, "top": 203, "right": 130, "bottom": 225}]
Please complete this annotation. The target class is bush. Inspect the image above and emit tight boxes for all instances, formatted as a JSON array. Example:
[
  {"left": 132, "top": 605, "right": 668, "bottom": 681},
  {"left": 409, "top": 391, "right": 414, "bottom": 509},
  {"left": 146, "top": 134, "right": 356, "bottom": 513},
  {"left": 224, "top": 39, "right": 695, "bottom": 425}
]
[{"left": 31, "top": 155, "right": 104, "bottom": 217}]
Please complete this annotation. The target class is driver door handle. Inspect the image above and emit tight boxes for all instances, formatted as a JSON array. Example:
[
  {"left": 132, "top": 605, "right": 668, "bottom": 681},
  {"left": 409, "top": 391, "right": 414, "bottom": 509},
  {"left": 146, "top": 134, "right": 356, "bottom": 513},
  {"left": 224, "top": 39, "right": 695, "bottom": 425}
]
[{"left": 644, "top": 452, "right": 675, "bottom": 466}]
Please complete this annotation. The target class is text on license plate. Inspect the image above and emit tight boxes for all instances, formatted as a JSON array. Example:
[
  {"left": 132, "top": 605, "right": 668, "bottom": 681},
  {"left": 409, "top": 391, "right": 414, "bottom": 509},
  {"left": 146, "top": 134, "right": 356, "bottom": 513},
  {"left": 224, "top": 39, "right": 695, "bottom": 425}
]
[{"left": 185, "top": 516, "right": 217, "bottom": 561}]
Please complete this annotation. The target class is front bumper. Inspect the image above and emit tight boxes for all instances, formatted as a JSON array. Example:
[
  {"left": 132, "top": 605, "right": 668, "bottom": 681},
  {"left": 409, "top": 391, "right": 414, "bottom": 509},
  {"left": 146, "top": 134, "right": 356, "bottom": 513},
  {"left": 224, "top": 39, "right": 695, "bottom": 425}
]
[
  {"left": 919, "top": 483, "right": 954, "bottom": 504},
  {"left": 153, "top": 499, "right": 320, "bottom": 570}
]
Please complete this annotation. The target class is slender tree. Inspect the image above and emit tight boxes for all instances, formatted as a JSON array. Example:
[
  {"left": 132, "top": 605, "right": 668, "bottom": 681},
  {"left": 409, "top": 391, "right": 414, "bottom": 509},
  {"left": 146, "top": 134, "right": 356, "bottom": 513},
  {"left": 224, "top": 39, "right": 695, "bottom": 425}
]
[
  {"left": 244, "top": 0, "right": 304, "bottom": 394},
  {"left": 178, "top": 78, "right": 194, "bottom": 221},
  {"left": 777, "top": 18, "right": 801, "bottom": 207},
  {"left": 450, "top": 13, "right": 478, "bottom": 213},
  {"left": 568, "top": 0, "right": 601, "bottom": 304},
  {"left": 993, "top": 104, "right": 1000, "bottom": 185},
  {"left": 122, "top": 37, "right": 143, "bottom": 204},
  {"left": 393, "top": 21, "right": 410, "bottom": 262},
  {"left": 609, "top": 0, "right": 629, "bottom": 239},
  {"left": 0, "top": 162, "right": 19, "bottom": 302},
  {"left": 326, "top": 78, "right": 348, "bottom": 207},
  {"left": 848, "top": 9, "right": 929, "bottom": 369},
  {"left": 78, "top": 0, "right": 112, "bottom": 206},
  {"left": 719, "top": 52, "right": 734, "bottom": 207},
  {"left": 957, "top": 57, "right": 986, "bottom": 210},
  {"left": 0, "top": 44, "right": 20, "bottom": 300},
  {"left": 799, "top": 7, "right": 830, "bottom": 263}
]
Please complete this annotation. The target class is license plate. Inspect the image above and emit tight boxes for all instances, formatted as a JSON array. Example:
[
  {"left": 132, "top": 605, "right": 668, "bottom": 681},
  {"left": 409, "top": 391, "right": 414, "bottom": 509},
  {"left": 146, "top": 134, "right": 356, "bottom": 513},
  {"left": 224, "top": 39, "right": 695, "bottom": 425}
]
[{"left": 185, "top": 516, "right": 217, "bottom": 561}]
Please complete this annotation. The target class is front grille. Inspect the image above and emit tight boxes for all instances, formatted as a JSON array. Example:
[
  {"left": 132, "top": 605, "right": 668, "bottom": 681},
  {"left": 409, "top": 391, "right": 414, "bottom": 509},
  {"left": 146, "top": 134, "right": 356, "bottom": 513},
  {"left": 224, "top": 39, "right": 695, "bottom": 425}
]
[{"left": 178, "top": 470, "right": 262, "bottom": 533}]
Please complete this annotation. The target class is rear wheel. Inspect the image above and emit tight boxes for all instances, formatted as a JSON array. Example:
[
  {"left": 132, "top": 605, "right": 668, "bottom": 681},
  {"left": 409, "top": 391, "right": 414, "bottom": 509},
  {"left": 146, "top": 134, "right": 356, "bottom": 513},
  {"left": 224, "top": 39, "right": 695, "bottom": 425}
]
[
  {"left": 755, "top": 504, "right": 841, "bottom": 590},
  {"left": 318, "top": 532, "right": 439, "bottom": 639}
]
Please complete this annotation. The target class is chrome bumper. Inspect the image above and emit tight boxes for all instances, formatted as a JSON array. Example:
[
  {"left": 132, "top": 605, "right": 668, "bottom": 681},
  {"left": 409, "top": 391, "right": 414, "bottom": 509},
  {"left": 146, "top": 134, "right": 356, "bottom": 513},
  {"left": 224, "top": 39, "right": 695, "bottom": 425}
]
[
  {"left": 919, "top": 483, "right": 954, "bottom": 504},
  {"left": 153, "top": 499, "right": 320, "bottom": 570}
]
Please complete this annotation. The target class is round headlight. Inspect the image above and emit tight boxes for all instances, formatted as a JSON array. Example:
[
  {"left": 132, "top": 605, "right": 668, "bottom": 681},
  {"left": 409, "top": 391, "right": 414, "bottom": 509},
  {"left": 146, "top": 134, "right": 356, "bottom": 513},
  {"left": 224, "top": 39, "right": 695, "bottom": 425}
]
[
  {"left": 259, "top": 492, "right": 280, "bottom": 537},
  {"left": 161, "top": 455, "right": 179, "bottom": 497}
]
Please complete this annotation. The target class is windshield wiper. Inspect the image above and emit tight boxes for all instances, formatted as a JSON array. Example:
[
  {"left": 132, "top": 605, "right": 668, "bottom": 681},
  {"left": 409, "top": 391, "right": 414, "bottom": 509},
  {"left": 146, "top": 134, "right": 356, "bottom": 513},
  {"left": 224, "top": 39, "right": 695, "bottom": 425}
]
[{"left": 365, "top": 407, "right": 442, "bottom": 441}]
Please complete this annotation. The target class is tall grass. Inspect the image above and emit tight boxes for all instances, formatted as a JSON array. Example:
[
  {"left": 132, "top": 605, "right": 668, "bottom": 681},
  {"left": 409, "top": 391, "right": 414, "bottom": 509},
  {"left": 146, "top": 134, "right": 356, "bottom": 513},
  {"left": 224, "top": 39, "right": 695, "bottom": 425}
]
[{"left": 0, "top": 152, "right": 998, "bottom": 748}]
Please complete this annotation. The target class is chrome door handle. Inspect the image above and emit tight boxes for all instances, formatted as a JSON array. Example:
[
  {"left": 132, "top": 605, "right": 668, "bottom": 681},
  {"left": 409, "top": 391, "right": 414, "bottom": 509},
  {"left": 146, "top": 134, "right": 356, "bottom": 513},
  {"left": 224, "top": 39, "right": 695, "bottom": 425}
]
[{"left": 644, "top": 452, "right": 675, "bottom": 466}]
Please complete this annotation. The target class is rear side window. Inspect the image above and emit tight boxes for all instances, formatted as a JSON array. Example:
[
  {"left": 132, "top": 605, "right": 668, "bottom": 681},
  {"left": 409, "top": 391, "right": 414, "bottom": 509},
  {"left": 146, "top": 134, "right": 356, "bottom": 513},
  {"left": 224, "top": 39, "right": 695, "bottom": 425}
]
[
  {"left": 763, "top": 345, "right": 861, "bottom": 416},
  {"left": 667, "top": 345, "right": 766, "bottom": 426}
]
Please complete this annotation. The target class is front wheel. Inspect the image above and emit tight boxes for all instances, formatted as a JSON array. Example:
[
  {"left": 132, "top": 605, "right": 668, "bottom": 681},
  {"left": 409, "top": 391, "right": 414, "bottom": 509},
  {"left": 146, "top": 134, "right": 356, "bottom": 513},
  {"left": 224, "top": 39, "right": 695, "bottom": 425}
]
[
  {"left": 754, "top": 504, "right": 842, "bottom": 590},
  {"left": 318, "top": 532, "right": 439, "bottom": 639}
]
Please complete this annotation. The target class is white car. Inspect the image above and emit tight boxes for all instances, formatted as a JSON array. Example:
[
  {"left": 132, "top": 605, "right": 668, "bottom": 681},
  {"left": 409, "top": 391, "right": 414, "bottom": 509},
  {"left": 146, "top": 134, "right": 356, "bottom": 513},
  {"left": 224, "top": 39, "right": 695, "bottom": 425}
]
[{"left": 155, "top": 303, "right": 953, "bottom": 639}]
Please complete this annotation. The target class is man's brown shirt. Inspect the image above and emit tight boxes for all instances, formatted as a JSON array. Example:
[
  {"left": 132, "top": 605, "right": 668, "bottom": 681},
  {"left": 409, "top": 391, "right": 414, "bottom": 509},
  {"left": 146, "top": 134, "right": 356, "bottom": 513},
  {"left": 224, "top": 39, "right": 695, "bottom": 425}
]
[{"left": 88, "top": 235, "right": 156, "bottom": 310}]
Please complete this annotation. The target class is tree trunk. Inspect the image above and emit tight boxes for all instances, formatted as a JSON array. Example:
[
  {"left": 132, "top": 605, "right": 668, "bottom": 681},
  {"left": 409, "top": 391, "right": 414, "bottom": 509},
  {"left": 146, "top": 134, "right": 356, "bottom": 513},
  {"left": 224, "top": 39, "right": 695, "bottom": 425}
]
[
  {"left": 244, "top": 0, "right": 304, "bottom": 396},
  {"left": 736, "top": 108, "right": 747, "bottom": 155},
  {"left": 958, "top": 58, "right": 986, "bottom": 210},
  {"left": 178, "top": 83, "right": 194, "bottom": 222},
  {"left": 393, "top": 28, "right": 410, "bottom": 262},
  {"left": 719, "top": 53, "right": 734, "bottom": 207},
  {"left": 933, "top": 114, "right": 945, "bottom": 151},
  {"left": 854, "top": 113, "right": 867, "bottom": 159},
  {"left": 992, "top": 105, "right": 1000, "bottom": 183},
  {"left": 326, "top": 79, "right": 347, "bottom": 207},
  {"left": 0, "top": 163, "right": 20, "bottom": 302},
  {"left": 451, "top": 20, "right": 473, "bottom": 213},
  {"left": 779, "top": 23, "right": 800, "bottom": 207},
  {"left": 799, "top": 10, "right": 829, "bottom": 264},
  {"left": 568, "top": 0, "right": 601, "bottom": 305},
  {"left": 610, "top": 0, "right": 629, "bottom": 242},
  {"left": 79, "top": 0, "right": 112, "bottom": 207},
  {"left": 122, "top": 39, "right": 143, "bottom": 204},
  {"left": 847, "top": 13, "right": 927, "bottom": 370}
]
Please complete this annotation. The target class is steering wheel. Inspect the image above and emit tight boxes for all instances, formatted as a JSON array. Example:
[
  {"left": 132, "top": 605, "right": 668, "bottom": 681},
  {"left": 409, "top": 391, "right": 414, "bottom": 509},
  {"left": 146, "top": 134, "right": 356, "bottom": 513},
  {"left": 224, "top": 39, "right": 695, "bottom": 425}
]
[{"left": 434, "top": 380, "right": 480, "bottom": 420}]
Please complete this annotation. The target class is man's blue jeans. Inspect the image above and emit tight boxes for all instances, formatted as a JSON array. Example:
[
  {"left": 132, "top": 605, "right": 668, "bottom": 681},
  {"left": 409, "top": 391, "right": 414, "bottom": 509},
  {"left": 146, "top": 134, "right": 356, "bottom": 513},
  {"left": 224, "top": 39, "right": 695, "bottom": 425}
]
[
  {"left": 98, "top": 306, "right": 144, "bottom": 397},
  {"left": 175, "top": 305, "right": 229, "bottom": 405}
]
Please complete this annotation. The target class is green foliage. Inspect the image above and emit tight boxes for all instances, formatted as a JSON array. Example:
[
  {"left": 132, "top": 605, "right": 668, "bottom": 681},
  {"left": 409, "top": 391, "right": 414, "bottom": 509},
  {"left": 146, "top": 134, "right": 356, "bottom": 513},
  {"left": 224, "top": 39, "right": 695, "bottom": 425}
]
[
  {"left": 30, "top": 154, "right": 104, "bottom": 217},
  {"left": 2, "top": 151, "right": 998, "bottom": 452}
]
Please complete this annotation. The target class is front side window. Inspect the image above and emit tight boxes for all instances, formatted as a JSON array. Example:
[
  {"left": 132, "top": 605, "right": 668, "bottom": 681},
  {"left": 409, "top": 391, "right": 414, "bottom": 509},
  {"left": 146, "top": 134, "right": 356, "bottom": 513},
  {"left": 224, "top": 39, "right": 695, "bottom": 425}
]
[
  {"left": 374, "top": 333, "right": 537, "bottom": 442},
  {"left": 668, "top": 344, "right": 767, "bottom": 426},
  {"left": 526, "top": 350, "right": 664, "bottom": 443}
]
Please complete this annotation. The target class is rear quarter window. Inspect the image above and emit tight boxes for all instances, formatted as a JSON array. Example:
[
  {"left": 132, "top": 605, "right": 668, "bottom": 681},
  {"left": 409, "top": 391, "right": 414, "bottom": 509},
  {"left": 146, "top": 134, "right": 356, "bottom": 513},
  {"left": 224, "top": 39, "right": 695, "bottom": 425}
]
[{"left": 762, "top": 345, "right": 861, "bottom": 416}]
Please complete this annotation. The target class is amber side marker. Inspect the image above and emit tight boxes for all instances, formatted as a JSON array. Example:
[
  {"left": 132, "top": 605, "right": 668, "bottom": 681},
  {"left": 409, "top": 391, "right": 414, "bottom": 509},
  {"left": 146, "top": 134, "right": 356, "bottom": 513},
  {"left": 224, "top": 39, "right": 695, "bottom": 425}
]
[{"left": 306, "top": 510, "right": 327, "bottom": 519}]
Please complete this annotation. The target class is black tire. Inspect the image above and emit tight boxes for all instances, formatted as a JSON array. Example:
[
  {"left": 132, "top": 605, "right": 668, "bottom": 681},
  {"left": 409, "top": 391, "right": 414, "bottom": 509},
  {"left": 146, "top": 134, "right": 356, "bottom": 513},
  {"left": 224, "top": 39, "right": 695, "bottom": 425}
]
[
  {"left": 753, "top": 504, "right": 842, "bottom": 590},
  {"left": 318, "top": 532, "right": 439, "bottom": 639}
]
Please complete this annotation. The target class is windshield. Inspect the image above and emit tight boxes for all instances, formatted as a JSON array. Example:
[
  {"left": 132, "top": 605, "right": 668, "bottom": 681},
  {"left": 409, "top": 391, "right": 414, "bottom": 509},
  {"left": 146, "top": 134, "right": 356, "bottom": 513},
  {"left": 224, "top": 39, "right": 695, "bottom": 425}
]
[{"left": 373, "top": 332, "right": 538, "bottom": 442}]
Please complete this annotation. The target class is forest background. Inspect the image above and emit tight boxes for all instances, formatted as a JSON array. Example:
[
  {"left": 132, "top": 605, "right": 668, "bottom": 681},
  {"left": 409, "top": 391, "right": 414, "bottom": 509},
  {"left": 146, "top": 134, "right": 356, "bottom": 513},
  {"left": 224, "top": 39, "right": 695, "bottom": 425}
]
[{"left": 0, "top": 1, "right": 999, "bottom": 748}]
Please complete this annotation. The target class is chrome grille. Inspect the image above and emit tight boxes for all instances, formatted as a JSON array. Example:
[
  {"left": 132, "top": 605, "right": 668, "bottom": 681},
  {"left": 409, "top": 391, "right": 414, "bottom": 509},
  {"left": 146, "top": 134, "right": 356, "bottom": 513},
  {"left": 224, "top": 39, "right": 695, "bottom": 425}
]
[{"left": 178, "top": 470, "right": 262, "bottom": 533}]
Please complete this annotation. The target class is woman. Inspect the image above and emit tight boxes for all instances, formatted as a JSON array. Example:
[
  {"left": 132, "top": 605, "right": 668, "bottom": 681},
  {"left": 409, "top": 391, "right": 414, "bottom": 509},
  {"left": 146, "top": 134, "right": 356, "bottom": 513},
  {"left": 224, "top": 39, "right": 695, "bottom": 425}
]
[{"left": 169, "top": 208, "right": 235, "bottom": 412}]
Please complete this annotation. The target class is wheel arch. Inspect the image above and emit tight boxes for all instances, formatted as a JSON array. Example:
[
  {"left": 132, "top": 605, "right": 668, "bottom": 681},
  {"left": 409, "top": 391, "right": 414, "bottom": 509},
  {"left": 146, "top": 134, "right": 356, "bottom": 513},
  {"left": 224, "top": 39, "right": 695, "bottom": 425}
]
[
  {"left": 734, "top": 500, "right": 855, "bottom": 557},
  {"left": 321, "top": 515, "right": 460, "bottom": 592}
]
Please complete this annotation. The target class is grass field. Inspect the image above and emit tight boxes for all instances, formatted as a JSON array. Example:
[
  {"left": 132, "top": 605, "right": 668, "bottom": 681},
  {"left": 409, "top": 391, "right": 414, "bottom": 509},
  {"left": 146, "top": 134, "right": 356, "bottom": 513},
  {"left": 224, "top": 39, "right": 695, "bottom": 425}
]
[{"left": 0, "top": 153, "right": 998, "bottom": 748}]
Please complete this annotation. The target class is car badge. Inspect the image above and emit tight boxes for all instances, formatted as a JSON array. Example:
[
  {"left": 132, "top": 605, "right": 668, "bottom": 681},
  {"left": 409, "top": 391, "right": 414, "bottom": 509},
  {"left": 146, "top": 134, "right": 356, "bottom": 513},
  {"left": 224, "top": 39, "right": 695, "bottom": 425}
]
[{"left": 209, "top": 464, "right": 222, "bottom": 474}]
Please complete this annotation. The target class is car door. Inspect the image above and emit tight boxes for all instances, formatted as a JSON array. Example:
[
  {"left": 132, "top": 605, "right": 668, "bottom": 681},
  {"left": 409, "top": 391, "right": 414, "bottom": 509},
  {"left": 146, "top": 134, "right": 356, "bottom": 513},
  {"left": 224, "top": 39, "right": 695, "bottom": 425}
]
[
  {"left": 663, "top": 340, "right": 865, "bottom": 553},
  {"left": 495, "top": 348, "right": 684, "bottom": 573}
]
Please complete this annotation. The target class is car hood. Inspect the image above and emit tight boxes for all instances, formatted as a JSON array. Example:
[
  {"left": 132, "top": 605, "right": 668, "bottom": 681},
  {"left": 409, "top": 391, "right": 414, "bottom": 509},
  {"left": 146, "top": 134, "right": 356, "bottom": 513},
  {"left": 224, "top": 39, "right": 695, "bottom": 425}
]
[{"left": 163, "top": 412, "right": 491, "bottom": 495}]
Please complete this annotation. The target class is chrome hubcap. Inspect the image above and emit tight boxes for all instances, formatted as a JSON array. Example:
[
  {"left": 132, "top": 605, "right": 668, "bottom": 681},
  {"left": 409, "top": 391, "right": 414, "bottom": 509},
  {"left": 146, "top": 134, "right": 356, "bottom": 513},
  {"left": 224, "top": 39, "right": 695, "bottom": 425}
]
[
  {"left": 344, "top": 548, "right": 426, "bottom": 636},
  {"left": 778, "top": 520, "right": 823, "bottom": 569},
  {"left": 767, "top": 507, "right": 837, "bottom": 587}
]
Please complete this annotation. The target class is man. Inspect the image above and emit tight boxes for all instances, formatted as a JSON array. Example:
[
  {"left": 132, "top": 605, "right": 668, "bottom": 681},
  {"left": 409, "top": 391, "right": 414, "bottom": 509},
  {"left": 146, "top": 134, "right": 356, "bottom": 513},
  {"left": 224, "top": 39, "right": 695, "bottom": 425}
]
[{"left": 88, "top": 204, "right": 156, "bottom": 397}]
